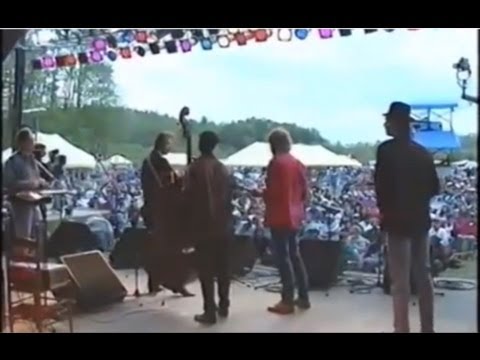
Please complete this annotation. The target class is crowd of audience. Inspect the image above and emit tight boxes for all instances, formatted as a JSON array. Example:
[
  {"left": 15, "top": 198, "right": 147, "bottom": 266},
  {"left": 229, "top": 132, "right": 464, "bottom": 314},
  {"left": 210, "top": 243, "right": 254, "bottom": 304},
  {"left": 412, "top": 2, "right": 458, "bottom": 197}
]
[{"left": 53, "top": 159, "right": 476, "bottom": 274}]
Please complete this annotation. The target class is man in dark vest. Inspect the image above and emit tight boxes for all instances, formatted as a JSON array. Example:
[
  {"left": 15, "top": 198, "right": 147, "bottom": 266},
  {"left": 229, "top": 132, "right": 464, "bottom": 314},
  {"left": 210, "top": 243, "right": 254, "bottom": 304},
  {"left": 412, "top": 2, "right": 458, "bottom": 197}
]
[
  {"left": 184, "top": 131, "right": 233, "bottom": 324},
  {"left": 141, "top": 132, "right": 194, "bottom": 297},
  {"left": 375, "top": 102, "right": 440, "bottom": 333}
]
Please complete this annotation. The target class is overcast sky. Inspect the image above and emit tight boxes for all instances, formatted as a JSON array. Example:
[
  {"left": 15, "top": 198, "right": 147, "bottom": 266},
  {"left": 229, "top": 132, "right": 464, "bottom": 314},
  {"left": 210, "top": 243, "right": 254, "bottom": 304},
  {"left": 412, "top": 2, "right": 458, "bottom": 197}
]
[{"left": 113, "top": 28, "right": 478, "bottom": 144}]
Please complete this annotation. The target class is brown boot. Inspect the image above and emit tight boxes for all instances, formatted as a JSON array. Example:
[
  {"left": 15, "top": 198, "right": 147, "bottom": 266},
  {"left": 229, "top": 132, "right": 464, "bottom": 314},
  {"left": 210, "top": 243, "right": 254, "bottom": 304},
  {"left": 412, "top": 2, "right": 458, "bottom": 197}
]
[{"left": 267, "top": 301, "right": 294, "bottom": 315}]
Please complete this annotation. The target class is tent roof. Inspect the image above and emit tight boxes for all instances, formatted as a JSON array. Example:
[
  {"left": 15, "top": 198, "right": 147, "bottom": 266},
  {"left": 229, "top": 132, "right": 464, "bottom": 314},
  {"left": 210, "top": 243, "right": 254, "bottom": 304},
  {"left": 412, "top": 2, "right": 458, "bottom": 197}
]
[
  {"left": 2, "top": 132, "right": 96, "bottom": 169},
  {"left": 223, "top": 142, "right": 361, "bottom": 167},
  {"left": 164, "top": 153, "right": 188, "bottom": 166},
  {"left": 105, "top": 154, "right": 132, "bottom": 166}
]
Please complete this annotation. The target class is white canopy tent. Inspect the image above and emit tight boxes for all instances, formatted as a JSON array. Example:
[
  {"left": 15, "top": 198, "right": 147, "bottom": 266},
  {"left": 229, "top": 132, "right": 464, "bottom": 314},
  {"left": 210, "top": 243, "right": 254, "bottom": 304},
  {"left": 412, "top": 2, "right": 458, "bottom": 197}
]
[
  {"left": 452, "top": 160, "right": 477, "bottom": 169},
  {"left": 2, "top": 132, "right": 97, "bottom": 169},
  {"left": 164, "top": 153, "right": 188, "bottom": 166},
  {"left": 104, "top": 154, "right": 132, "bottom": 167},
  {"left": 223, "top": 142, "right": 362, "bottom": 167}
]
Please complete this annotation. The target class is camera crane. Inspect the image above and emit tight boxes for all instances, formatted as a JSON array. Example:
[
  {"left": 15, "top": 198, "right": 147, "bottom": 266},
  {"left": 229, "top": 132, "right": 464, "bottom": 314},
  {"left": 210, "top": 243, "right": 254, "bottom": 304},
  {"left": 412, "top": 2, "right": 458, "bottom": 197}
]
[{"left": 453, "top": 57, "right": 478, "bottom": 105}]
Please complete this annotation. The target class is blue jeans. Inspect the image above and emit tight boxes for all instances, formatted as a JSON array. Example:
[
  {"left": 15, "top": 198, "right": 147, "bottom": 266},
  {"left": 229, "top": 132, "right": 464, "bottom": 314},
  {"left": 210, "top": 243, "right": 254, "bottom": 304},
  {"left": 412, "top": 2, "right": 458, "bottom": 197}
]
[{"left": 270, "top": 229, "right": 309, "bottom": 304}]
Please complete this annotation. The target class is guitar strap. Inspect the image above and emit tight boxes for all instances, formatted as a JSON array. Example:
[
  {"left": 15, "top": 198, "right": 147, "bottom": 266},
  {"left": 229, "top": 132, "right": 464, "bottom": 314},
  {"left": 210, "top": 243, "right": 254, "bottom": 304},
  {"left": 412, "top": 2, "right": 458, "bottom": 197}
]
[{"left": 146, "top": 152, "right": 165, "bottom": 190}]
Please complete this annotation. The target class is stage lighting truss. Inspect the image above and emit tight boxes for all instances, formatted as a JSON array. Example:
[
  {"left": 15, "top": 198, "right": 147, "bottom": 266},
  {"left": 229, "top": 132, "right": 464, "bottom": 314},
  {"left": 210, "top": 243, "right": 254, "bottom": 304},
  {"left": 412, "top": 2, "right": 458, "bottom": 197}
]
[{"left": 30, "top": 29, "right": 421, "bottom": 70}]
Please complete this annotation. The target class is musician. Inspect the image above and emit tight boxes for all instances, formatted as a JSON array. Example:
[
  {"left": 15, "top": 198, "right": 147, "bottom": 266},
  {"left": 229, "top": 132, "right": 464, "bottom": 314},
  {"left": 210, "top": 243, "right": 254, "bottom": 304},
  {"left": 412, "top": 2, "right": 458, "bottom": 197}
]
[
  {"left": 184, "top": 131, "right": 233, "bottom": 324},
  {"left": 254, "top": 128, "right": 310, "bottom": 315},
  {"left": 375, "top": 102, "right": 439, "bottom": 333},
  {"left": 3, "top": 128, "right": 49, "bottom": 239},
  {"left": 140, "top": 132, "right": 194, "bottom": 297}
]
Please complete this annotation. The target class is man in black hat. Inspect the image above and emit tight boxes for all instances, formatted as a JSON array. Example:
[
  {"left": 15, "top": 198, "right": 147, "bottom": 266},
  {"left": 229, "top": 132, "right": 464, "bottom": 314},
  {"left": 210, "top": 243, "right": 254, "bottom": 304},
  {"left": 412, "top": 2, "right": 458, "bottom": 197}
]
[{"left": 374, "top": 101, "right": 440, "bottom": 333}]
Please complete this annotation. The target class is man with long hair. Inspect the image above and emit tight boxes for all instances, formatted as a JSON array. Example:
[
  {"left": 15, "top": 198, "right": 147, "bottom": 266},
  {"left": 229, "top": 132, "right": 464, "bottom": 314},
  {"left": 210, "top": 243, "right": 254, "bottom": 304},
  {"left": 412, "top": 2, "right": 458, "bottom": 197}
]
[
  {"left": 140, "top": 132, "right": 194, "bottom": 297},
  {"left": 375, "top": 102, "right": 439, "bottom": 333},
  {"left": 254, "top": 128, "right": 310, "bottom": 315}
]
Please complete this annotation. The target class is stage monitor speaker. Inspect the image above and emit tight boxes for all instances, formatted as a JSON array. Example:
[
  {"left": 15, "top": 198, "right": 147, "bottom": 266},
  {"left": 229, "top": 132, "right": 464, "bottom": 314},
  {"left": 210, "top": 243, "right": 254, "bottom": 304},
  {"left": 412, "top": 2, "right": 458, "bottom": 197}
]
[
  {"left": 47, "top": 220, "right": 100, "bottom": 259},
  {"left": 110, "top": 227, "right": 149, "bottom": 269},
  {"left": 58, "top": 251, "right": 127, "bottom": 310},
  {"left": 300, "top": 239, "right": 343, "bottom": 290}
]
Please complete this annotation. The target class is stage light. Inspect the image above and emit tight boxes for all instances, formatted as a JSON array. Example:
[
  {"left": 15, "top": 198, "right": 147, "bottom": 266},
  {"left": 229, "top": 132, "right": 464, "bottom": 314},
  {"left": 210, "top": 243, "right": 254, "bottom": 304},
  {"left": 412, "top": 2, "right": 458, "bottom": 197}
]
[
  {"left": 338, "top": 29, "right": 352, "bottom": 37},
  {"left": 208, "top": 29, "right": 220, "bottom": 36},
  {"left": 90, "top": 51, "right": 103, "bottom": 63},
  {"left": 179, "top": 40, "right": 192, "bottom": 52},
  {"left": 106, "top": 50, "right": 117, "bottom": 61},
  {"left": 106, "top": 34, "right": 118, "bottom": 48},
  {"left": 191, "top": 29, "right": 205, "bottom": 39},
  {"left": 78, "top": 52, "right": 89, "bottom": 64},
  {"left": 32, "top": 59, "right": 42, "bottom": 70},
  {"left": 253, "top": 29, "right": 268, "bottom": 42},
  {"left": 201, "top": 38, "right": 213, "bottom": 50},
  {"left": 318, "top": 29, "right": 333, "bottom": 39},
  {"left": 217, "top": 35, "right": 230, "bottom": 48},
  {"left": 171, "top": 30, "right": 185, "bottom": 39},
  {"left": 294, "top": 29, "right": 309, "bottom": 40},
  {"left": 92, "top": 38, "right": 107, "bottom": 52},
  {"left": 119, "top": 47, "right": 132, "bottom": 59},
  {"left": 278, "top": 29, "right": 292, "bottom": 41},
  {"left": 135, "top": 46, "right": 146, "bottom": 57},
  {"left": 56, "top": 54, "right": 77, "bottom": 67},
  {"left": 136, "top": 31, "right": 148, "bottom": 43},
  {"left": 121, "top": 30, "right": 135, "bottom": 43},
  {"left": 364, "top": 29, "right": 377, "bottom": 35},
  {"left": 42, "top": 56, "right": 56, "bottom": 69},
  {"left": 228, "top": 28, "right": 240, "bottom": 34},
  {"left": 235, "top": 32, "right": 247, "bottom": 46},
  {"left": 149, "top": 42, "right": 160, "bottom": 54},
  {"left": 408, "top": 29, "right": 419, "bottom": 31},
  {"left": 165, "top": 40, "right": 178, "bottom": 54},
  {"left": 384, "top": 29, "right": 395, "bottom": 32}
]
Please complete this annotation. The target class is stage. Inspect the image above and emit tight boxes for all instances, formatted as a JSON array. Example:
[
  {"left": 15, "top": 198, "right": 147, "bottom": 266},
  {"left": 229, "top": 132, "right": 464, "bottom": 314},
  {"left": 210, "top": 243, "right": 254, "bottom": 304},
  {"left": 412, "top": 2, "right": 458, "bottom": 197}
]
[{"left": 32, "top": 270, "right": 477, "bottom": 333}]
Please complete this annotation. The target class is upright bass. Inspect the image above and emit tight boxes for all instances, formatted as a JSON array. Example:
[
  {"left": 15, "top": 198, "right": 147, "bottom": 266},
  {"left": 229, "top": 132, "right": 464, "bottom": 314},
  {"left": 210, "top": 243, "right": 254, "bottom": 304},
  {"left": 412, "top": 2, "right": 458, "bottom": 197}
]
[{"left": 144, "top": 106, "right": 198, "bottom": 293}]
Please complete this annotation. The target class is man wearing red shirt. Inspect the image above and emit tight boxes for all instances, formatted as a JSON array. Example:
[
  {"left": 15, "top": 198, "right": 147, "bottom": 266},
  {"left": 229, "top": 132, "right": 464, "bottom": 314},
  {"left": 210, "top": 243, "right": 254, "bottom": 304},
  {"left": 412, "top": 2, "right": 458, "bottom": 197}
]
[{"left": 256, "top": 128, "right": 310, "bottom": 315}]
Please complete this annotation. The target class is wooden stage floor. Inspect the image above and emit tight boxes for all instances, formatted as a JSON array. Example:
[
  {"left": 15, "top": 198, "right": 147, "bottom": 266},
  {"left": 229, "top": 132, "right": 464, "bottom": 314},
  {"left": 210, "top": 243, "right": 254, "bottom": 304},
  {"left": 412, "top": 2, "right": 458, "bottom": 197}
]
[{"left": 42, "top": 270, "right": 477, "bottom": 333}]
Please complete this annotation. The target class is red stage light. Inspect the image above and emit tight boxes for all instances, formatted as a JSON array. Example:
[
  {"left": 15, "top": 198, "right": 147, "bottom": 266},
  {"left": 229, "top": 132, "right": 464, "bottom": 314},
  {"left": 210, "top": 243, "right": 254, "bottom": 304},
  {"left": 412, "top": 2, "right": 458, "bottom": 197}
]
[
  {"left": 235, "top": 32, "right": 247, "bottom": 46},
  {"left": 136, "top": 31, "right": 148, "bottom": 43},
  {"left": 120, "top": 48, "right": 132, "bottom": 59},
  {"left": 254, "top": 29, "right": 268, "bottom": 42}
]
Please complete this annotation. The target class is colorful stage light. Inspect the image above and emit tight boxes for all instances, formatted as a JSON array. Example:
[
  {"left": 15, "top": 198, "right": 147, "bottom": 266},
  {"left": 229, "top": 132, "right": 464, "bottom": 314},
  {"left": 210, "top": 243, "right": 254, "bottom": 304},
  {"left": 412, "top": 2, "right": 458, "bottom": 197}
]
[
  {"left": 149, "top": 42, "right": 160, "bottom": 54},
  {"left": 253, "top": 29, "right": 268, "bottom": 42},
  {"left": 180, "top": 40, "right": 192, "bottom": 52},
  {"left": 318, "top": 29, "right": 333, "bottom": 39},
  {"left": 235, "top": 32, "right": 247, "bottom": 46},
  {"left": 135, "top": 46, "right": 146, "bottom": 57},
  {"left": 92, "top": 38, "right": 107, "bottom": 52},
  {"left": 78, "top": 52, "right": 89, "bottom": 64},
  {"left": 201, "top": 38, "right": 213, "bottom": 50},
  {"left": 338, "top": 29, "right": 352, "bottom": 37},
  {"left": 171, "top": 30, "right": 185, "bottom": 39},
  {"left": 136, "top": 31, "right": 148, "bottom": 43},
  {"left": 165, "top": 40, "right": 178, "bottom": 54},
  {"left": 119, "top": 47, "right": 132, "bottom": 59},
  {"left": 278, "top": 29, "right": 292, "bottom": 41},
  {"left": 121, "top": 31, "right": 135, "bottom": 43},
  {"left": 42, "top": 56, "right": 56, "bottom": 69},
  {"left": 32, "top": 59, "right": 42, "bottom": 70},
  {"left": 107, "top": 50, "right": 117, "bottom": 61},
  {"left": 217, "top": 35, "right": 230, "bottom": 48},
  {"left": 90, "top": 51, "right": 103, "bottom": 63},
  {"left": 294, "top": 29, "right": 309, "bottom": 40},
  {"left": 57, "top": 54, "right": 77, "bottom": 67},
  {"left": 106, "top": 34, "right": 118, "bottom": 48}
]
